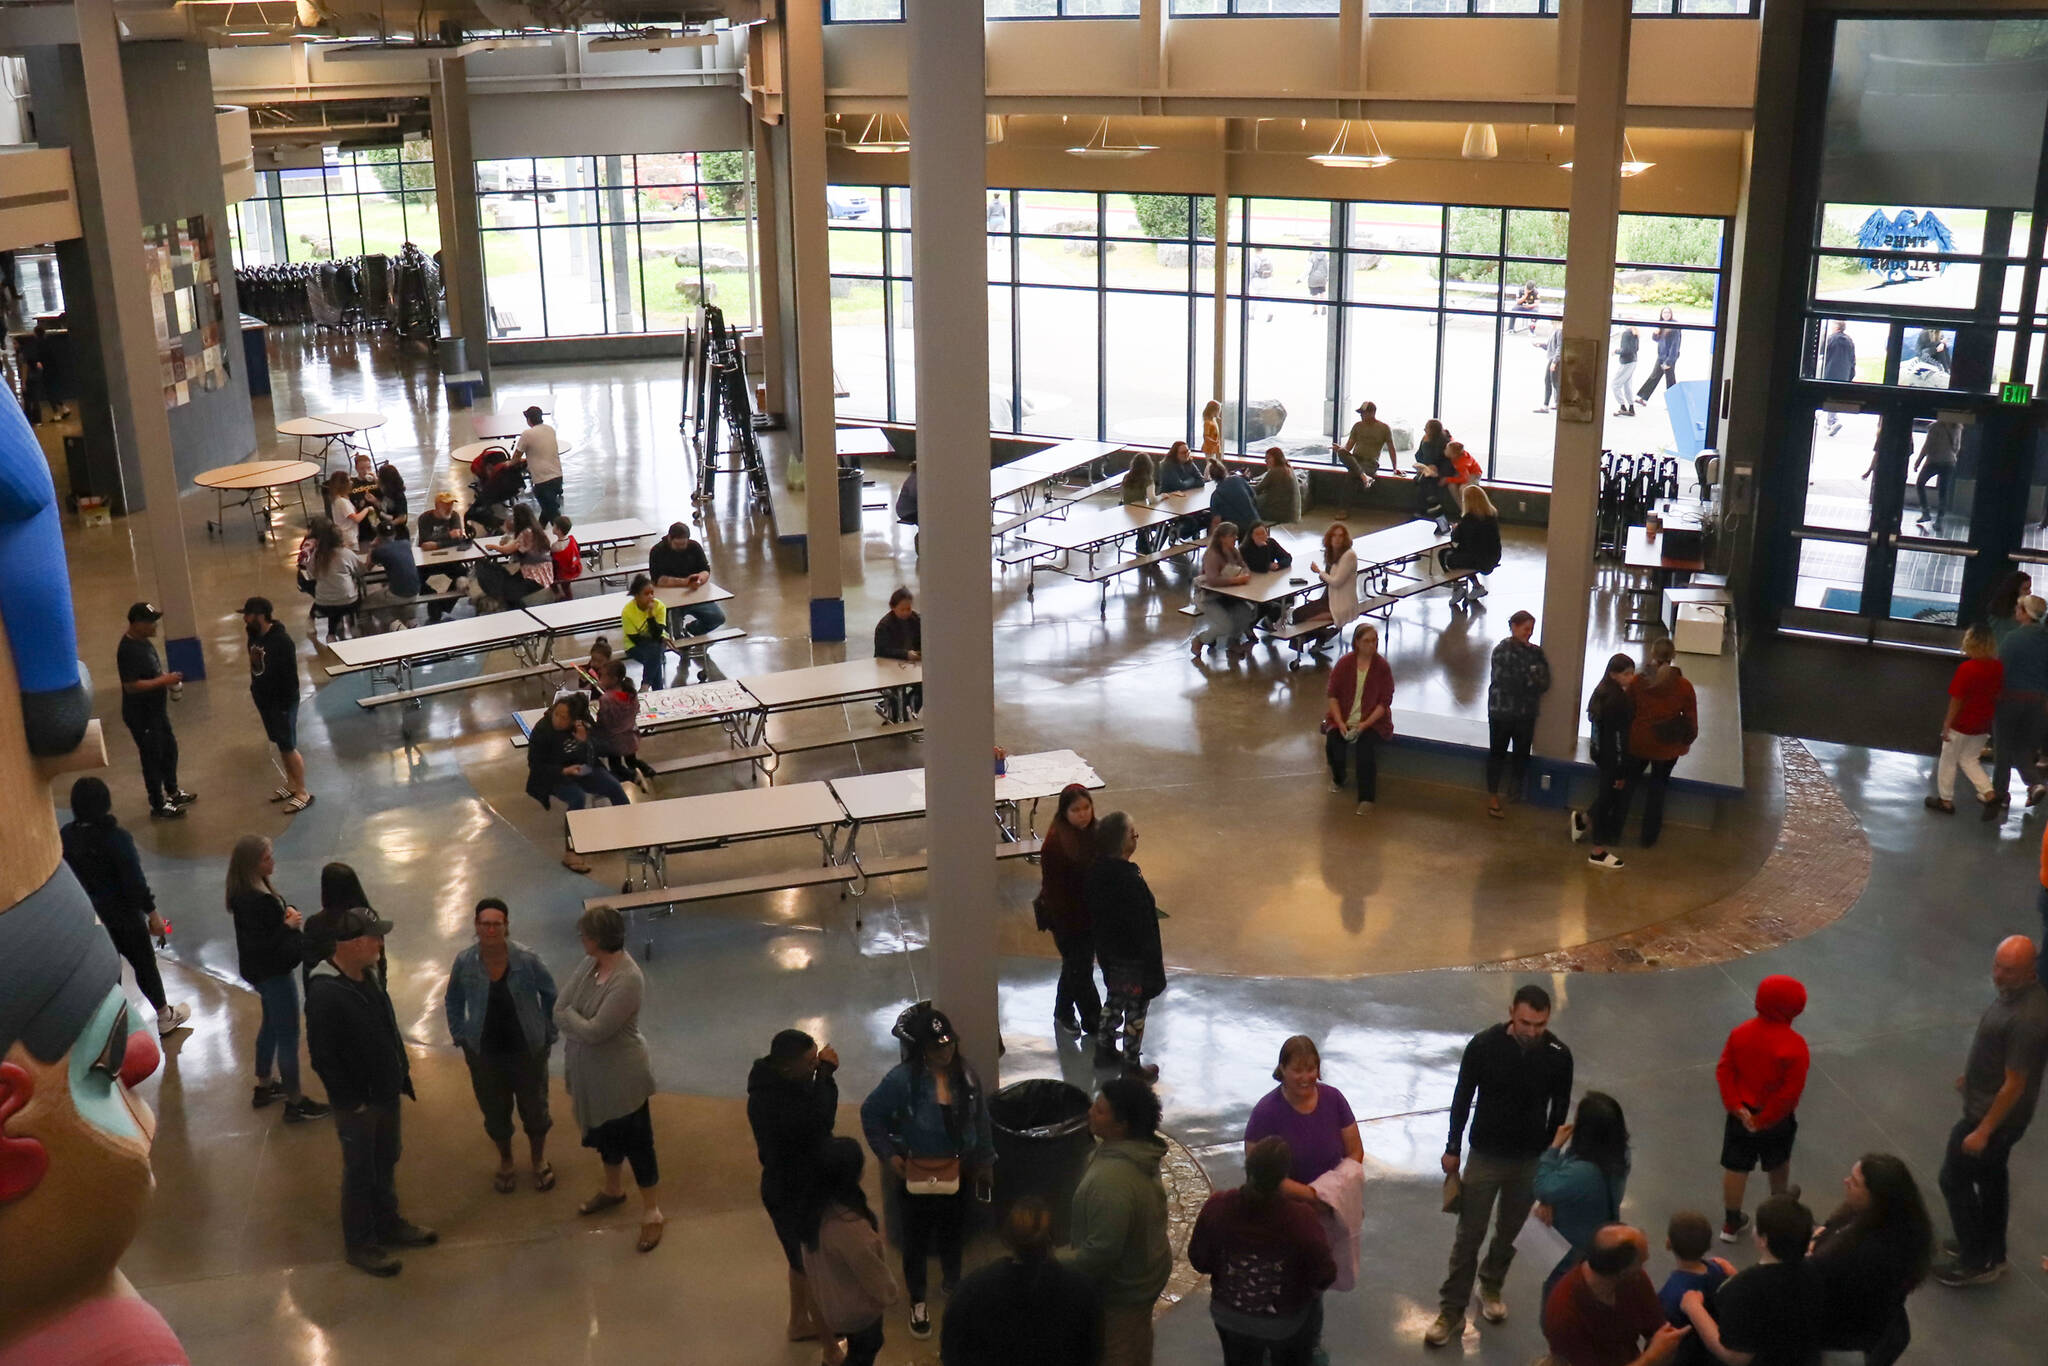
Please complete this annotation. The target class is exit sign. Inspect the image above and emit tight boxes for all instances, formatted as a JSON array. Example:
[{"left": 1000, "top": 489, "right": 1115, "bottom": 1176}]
[{"left": 2001, "top": 381, "right": 2034, "bottom": 405}]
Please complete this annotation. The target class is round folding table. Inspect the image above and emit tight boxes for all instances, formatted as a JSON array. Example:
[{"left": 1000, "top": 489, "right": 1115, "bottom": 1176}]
[
  {"left": 277, "top": 411, "right": 387, "bottom": 469},
  {"left": 193, "top": 459, "right": 320, "bottom": 543}
]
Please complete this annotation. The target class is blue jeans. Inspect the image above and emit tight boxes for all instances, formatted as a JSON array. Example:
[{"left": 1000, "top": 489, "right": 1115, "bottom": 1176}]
[
  {"left": 627, "top": 639, "right": 669, "bottom": 690},
  {"left": 668, "top": 602, "right": 727, "bottom": 637},
  {"left": 551, "top": 766, "right": 629, "bottom": 810},
  {"left": 254, "top": 971, "right": 301, "bottom": 1094}
]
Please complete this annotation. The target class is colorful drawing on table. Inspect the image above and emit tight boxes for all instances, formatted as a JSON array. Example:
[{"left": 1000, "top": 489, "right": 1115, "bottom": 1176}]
[{"left": 637, "top": 678, "right": 756, "bottom": 725}]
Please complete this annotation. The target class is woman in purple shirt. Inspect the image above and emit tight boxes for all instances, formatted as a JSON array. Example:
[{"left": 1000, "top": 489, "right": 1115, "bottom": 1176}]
[{"left": 1244, "top": 1035, "right": 1364, "bottom": 1200}]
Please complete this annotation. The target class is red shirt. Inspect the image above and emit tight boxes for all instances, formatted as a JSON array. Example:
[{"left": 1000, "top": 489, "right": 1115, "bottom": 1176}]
[
  {"left": 1949, "top": 657, "right": 2002, "bottom": 736},
  {"left": 1544, "top": 1264, "right": 1665, "bottom": 1366},
  {"left": 551, "top": 535, "right": 582, "bottom": 583},
  {"left": 1715, "top": 975, "right": 1810, "bottom": 1130}
]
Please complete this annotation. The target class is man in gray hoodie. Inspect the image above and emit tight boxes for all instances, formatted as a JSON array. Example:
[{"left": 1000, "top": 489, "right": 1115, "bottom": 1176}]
[{"left": 1065, "top": 1076, "right": 1172, "bottom": 1366}]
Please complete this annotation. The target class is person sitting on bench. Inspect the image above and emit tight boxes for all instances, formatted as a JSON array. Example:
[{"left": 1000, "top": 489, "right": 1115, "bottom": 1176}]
[
  {"left": 1241, "top": 523, "right": 1294, "bottom": 629},
  {"left": 364, "top": 518, "right": 422, "bottom": 625},
  {"left": 1413, "top": 419, "right": 1458, "bottom": 532},
  {"left": 648, "top": 522, "right": 728, "bottom": 658},
  {"left": 1206, "top": 460, "right": 1260, "bottom": 539},
  {"left": 622, "top": 576, "right": 677, "bottom": 692},
  {"left": 1294, "top": 523, "right": 1360, "bottom": 653},
  {"left": 873, "top": 586, "right": 923, "bottom": 724},
  {"left": 1443, "top": 485, "right": 1502, "bottom": 610},
  {"left": 524, "top": 695, "right": 628, "bottom": 873},
  {"left": 475, "top": 505, "right": 554, "bottom": 609}
]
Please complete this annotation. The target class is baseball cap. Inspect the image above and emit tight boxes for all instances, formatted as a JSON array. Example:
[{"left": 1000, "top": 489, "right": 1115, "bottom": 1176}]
[
  {"left": 523, "top": 405, "right": 544, "bottom": 422},
  {"left": 1356, "top": 401, "right": 1373, "bottom": 414},
  {"left": 240, "top": 596, "right": 274, "bottom": 618},
  {"left": 2025, "top": 595, "right": 2047, "bottom": 620},
  {"left": 904, "top": 1006, "right": 955, "bottom": 1050},
  {"left": 330, "top": 906, "right": 395, "bottom": 941},
  {"left": 433, "top": 489, "right": 456, "bottom": 505},
  {"left": 127, "top": 602, "right": 163, "bottom": 623}
]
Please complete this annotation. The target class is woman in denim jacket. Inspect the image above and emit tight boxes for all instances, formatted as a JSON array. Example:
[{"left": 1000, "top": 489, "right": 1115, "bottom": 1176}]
[
  {"left": 445, "top": 897, "right": 560, "bottom": 1193},
  {"left": 859, "top": 1005, "right": 995, "bottom": 1342}
]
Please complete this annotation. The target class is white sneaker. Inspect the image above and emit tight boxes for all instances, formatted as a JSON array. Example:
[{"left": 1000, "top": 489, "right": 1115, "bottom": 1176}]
[
  {"left": 1588, "top": 851, "right": 1625, "bottom": 870},
  {"left": 1330, "top": 778, "right": 1345, "bottom": 793},
  {"left": 1570, "top": 810, "right": 1589, "bottom": 843},
  {"left": 1356, "top": 801, "right": 1374, "bottom": 815},
  {"left": 1473, "top": 581, "right": 1489, "bottom": 598},
  {"left": 157, "top": 1002, "right": 192, "bottom": 1036},
  {"left": 1478, "top": 1287, "right": 1508, "bottom": 1323}
]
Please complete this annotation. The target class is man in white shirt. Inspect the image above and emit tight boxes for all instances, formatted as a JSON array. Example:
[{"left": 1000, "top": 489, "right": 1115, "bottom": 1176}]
[{"left": 513, "top": 406, "right": 563, "bottom": 523}]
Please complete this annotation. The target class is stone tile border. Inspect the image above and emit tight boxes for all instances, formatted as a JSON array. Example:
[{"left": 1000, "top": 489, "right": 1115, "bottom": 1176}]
[{"left": 1476, "top": 738, "right": 1868, "bottom": 974}]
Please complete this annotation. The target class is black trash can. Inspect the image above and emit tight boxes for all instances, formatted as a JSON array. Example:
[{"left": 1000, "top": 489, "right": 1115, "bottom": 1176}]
[
  {"left": 989, "top": 1079, "right": 1094, "bottom": 1245},
  {"left": 837, "top": 465, "right": 863, "bottom": 534}
]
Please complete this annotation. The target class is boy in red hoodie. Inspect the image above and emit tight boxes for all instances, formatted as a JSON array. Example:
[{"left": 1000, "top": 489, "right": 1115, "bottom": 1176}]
[{"left": 1714, "top": 974, "right": 1809, "bottom": 1243}]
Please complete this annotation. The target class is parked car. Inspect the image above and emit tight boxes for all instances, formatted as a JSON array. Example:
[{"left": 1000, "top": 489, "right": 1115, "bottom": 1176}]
[{"left": 826, "top": 188, "right": 872, "bottom": 221}]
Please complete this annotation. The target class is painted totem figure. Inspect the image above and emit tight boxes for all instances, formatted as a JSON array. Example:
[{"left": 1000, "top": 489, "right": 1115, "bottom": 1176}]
[{"left": 0, "top": 383, "right": 187, "bottom": 1364}]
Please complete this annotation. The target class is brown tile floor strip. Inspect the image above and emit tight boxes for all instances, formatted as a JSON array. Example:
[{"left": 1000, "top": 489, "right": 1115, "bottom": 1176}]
[{"left": 1474, "top": 738, "right": 1868, "bottom": 974}]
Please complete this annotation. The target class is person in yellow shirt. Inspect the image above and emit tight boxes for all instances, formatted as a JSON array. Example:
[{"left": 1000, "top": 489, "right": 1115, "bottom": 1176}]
[{"left": 621, "top": 576, "right": 672, "bottom": 690}]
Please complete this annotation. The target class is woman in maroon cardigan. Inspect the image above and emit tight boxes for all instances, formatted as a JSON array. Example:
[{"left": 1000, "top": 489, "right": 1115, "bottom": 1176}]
[
  {"left": 1035, "top": 784, "right": 1099, "bottom": 1036},
  {"left": 1323, "top": 622, "right": 1395, "bottom": 813}
]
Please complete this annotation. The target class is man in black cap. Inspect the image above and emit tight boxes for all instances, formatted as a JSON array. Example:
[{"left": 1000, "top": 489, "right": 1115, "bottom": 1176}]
[
  {"left": 241, "top": 597, "right": 313, "bottom": 813},
  {"left": 115, "top": 602, "right": 192, "bottom": 820},
  {"left": 305, "top": 906, "right": 436, "bottom": 1276}
]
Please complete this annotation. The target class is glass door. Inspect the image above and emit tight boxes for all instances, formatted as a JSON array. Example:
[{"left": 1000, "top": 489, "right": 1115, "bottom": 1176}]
[{"left": 1784, "top": 400, "right": 1975, "bottom": 643}]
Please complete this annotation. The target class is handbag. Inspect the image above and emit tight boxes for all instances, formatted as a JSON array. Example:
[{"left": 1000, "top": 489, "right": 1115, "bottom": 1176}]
[
  {"left": 1651, "top": 711, "right": 1697, "bottom": 746},
  {"left": 903, "top": 1155, "right": 961, "bottom": 1196},
  {"left": 1441, "top": 1171, "right": 1463, "bottom": 1215}
]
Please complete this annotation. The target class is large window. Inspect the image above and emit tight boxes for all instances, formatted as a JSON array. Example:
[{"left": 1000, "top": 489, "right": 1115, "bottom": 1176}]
[
  {"left": 826, "top": 0, "right": 901, "bottom": 19},
  {"left": 990, "top": 0, "right": 1139, "bottom": 14},
  {"left": 832, "top": 185, "right": 1728, "bottom": 488},
  {"left": 477, "top": 152, "right": 754, "bottom": 340},
  {"left": 1170, "top": 0, "right": 1343, "bottom": 14},
  {"left": 227, "top": 143, "right": 438, "bottom": 268}
]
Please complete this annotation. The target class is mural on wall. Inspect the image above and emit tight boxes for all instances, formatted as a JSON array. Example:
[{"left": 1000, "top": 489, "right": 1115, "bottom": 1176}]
[{"left": 144, "top": 216, "right": 230, "bottom": 409}]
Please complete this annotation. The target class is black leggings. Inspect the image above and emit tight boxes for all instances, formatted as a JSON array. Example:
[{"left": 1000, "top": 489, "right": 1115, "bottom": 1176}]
[
  {"left": 1486, "top": 717, "right": 1534, "bottom": 797},
  {"left": 1325, "top": 728, "right": 1379, "bottom": 802},
  {"left": 898, "top": 1183, "right": 966, "bottom": 1302},
  {"left": 1587, "top": 760, "right": 1633, "bottom": 845},
  {"left": 605, "top": 753, "right": 657, "bottom": 783},
  {"left": 100, "top": 910, "right": 167, "bottom": 1013},
  {"left": 1051, "top": 926, "right": 1101, "bottom": 1031}
]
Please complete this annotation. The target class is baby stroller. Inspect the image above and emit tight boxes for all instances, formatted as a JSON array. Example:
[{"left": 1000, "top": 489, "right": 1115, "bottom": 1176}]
[{"left": 467, "top": 445, "right": 526, "bottom": 534}]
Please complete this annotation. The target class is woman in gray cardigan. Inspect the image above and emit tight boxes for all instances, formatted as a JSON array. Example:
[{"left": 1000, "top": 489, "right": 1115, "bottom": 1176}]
[{"left": 554, "top": 904, "right": 664, "bottom": 1251}]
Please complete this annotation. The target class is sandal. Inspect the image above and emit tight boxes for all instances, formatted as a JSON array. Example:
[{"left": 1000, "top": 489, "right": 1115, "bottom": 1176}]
[
  {"left": 533, "top": 1162, "right": 556, "bottom": 1192},
  {"left": 493, "top": 1169, "right": 517, "bottom": 1195},
  {"left": 578, "top": 1191, "right": 627, "bottom": 1217},
  {"left": 283, "top": 792, "right": 315, "bottom": 814},
  {"left": 269, "top": 787, "right": 293, "bottom": 803},
  {"left": 637, "top": 1218, "right": 665, "bottom": 1253}
]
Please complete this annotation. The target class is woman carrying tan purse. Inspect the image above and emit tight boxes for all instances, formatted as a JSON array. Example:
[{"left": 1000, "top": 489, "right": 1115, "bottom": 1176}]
[{"left": 857, "top": 1004, "right": 995, "bottom": 1344}]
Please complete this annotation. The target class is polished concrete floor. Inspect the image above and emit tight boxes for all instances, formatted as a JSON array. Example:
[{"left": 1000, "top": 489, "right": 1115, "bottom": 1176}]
[{"left": 39, "top": 329, "right": 2048, "bottom": 1361}]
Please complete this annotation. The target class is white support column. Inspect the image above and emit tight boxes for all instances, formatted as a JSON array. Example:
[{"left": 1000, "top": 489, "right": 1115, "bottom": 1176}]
[
  {"left": 1210, "top": 123, "right": 1231, "bottom": 417},
  {"left": 785, "top": 0, "right": 845, "bottom": 639},
  {"left": 908, "top": 0, "right": 998, "bottom": 1087},
  {"left": 431, "top": 57, "right": 490, "bottom": 393},
  {"left": 74, "top": 0, "right": 201, "bottom": 677},
  {"left": 1534, "top": 0, "right": 1630, "bottom": 761}
]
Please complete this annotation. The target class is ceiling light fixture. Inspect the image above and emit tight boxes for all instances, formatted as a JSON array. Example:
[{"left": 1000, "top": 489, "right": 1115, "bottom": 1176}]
[
  {"left": 1308, "top": 120, "right": 1394, "bottom": 170},
  {"left": 587, "top": 30, "right": 716, "bottom": 52},
  {"left": 1460, "top": 123, "right": 1498, "bottom": 161},
  {"left": 1561, "top": 134, "right": 1655, "bottom": 178},
  {"left": 845, "top": 112, "right": 910, "bottom": 155},
  {"left": 1066, "top": 117, "right": 1158, "bottom": 160}
]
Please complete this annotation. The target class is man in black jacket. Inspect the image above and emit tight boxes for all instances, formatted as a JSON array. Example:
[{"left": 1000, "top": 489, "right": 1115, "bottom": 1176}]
[
  {"left": 305, "top": 907, "right": 436, "bottom": 1277},
  {"left": 242, "top": 597, "right": 311, "bottom": 812},
  {"left": 746, "top": 1028, "right": 840, "bottom": 1342},
  {"left": 1427, "top": 983, "right": 1575, "bottom": 1348}
]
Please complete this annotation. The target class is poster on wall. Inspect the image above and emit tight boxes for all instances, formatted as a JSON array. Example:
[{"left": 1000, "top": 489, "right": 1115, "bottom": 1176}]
[
  {"left": 1557, "top": 337, "right": 1601, "bottom": 425},
  {"left": 149, "top": 214, "right": 230, "bottom": 408}
]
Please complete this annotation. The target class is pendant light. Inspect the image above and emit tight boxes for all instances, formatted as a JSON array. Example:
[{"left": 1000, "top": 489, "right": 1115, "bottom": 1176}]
[
  {"left": 1561, "top": 135, "right": 1655, "bottom": 178},
  {"left": 1309, "top": 120, "right": 1394, "bottom": 170},
  {"left": 846, "top": 112, "right": 910, "bottom": 155},
  {"left": 1460, "top": 123, "right": 1499, "bottom": 161},
  {"left": 1065, "top": 117, "right": 1158, "bottom": 160}
]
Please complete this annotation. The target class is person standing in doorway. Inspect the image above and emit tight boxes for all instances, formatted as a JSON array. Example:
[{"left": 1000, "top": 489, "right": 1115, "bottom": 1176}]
[
  {"left": 117, "top": 602, "right": 192, "bottom": 820},
  {"left": 1612, "top": 325, "right": 1640, "bottom": 417},
  {"left": 60, "top": 776, "right": 191, "bottom": 1037},
  {"left": 1323, "top": 622, "right": 1394, "bottom": 815},
  {"left": 1913, "top": 420, "right": 1960, "bottom": 531},
  {"left": 514, "top": 405, "right": 563, "bottom": 523},
  {"left": 305, "top": 906, "right": 438, "bottom": 1277},
  {"left": 1714, "top": 975, "right": 1810, "bottom": 1245},
  {"left": 1637, "top": 309, "right": 1682, "bottom": 403},
  {"left": 1822, "top": 321, "right": 1857, "bottom": 432},
  {"left": 444, "top": 898, "right": 558, "bottom": 1196},
  {"left": 1935, "top": 936, "right": 2048, "bottom": 1287},
  {"left": 1426, "top": 983, "right": 1575, "bottom": 1348},
  {"left": 1065, "top": 1077, "right": 1172, "bottom": 1366},
  {"left": 1333, "top": 400, "right": 1395, "bottom": 506},
  {"left": 1485, "top": 611, "right": 1551, "bottom": 820},
  {"left": 242, "top": 597, "right": 313, "bottom": 814}
]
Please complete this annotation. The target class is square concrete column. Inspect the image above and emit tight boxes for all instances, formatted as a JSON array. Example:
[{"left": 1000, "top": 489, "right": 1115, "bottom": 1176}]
[
  {"left": 1534, "top": 1, "right": 1632, "bottom": 761},
  {"left": 431, "top": 58, "right": 490, "bottom": 393},
  {"left": 783, "top": 0, "right": 845, "bottom": 640},
  {"left": 909, "top": 0, "right": 998, "bottom": 1086}
]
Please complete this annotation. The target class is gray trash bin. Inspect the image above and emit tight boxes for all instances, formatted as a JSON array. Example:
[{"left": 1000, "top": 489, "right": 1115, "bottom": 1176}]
[
  {"left": 837, "top": 466, "right": 863, "bottom": 534},
  {"left": 989, "top": 1079, "right": 1094, "bottom": 1244}
]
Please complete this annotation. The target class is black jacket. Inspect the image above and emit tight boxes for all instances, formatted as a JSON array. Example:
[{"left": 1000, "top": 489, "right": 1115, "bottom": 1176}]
[
  {"left": 1811, "top": 1216, "right": 1922, "bottom": 1349},
  {"left": 1588, "top": 682, "right": 1635, "bottom": 772},
  {"left": 1446, "top": 514, "right": 1502, "bottom": 573},
  {"left": 526, "top": 717, "right": 591, "bottom": 806},
  {"left": 1086, "top": 858, "right": 1166, "bottom": 1000},
  {"left": 874, "top": 610, "right": 922, "bottom": 661},
  {"left": 247, "top": 621, "right": 299, "bottom": 710},
  {"left": 1445, "top": 1022, "right": 1573, "bottom": 1160},
  {"left": 746, "top": 1054, "right": 839, "bottom": 1210},
  {"left": 649, "top": 539, "right": 710, "bottom": 583},
  {"left": 230, "top": 887, "right": 304, "bottom": 986},
  {"left": 59, "top": 817, "right": 154, "bottom": 928},
  {"left": 1241, "top": 538, "right": 1292, "bottom": 573},
  {"left": 940, "top": 1255, "right": 1103, "bottom": 1366},
  {"left": 305, "top": 960, "right": 414, "bottom": 1110}
]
